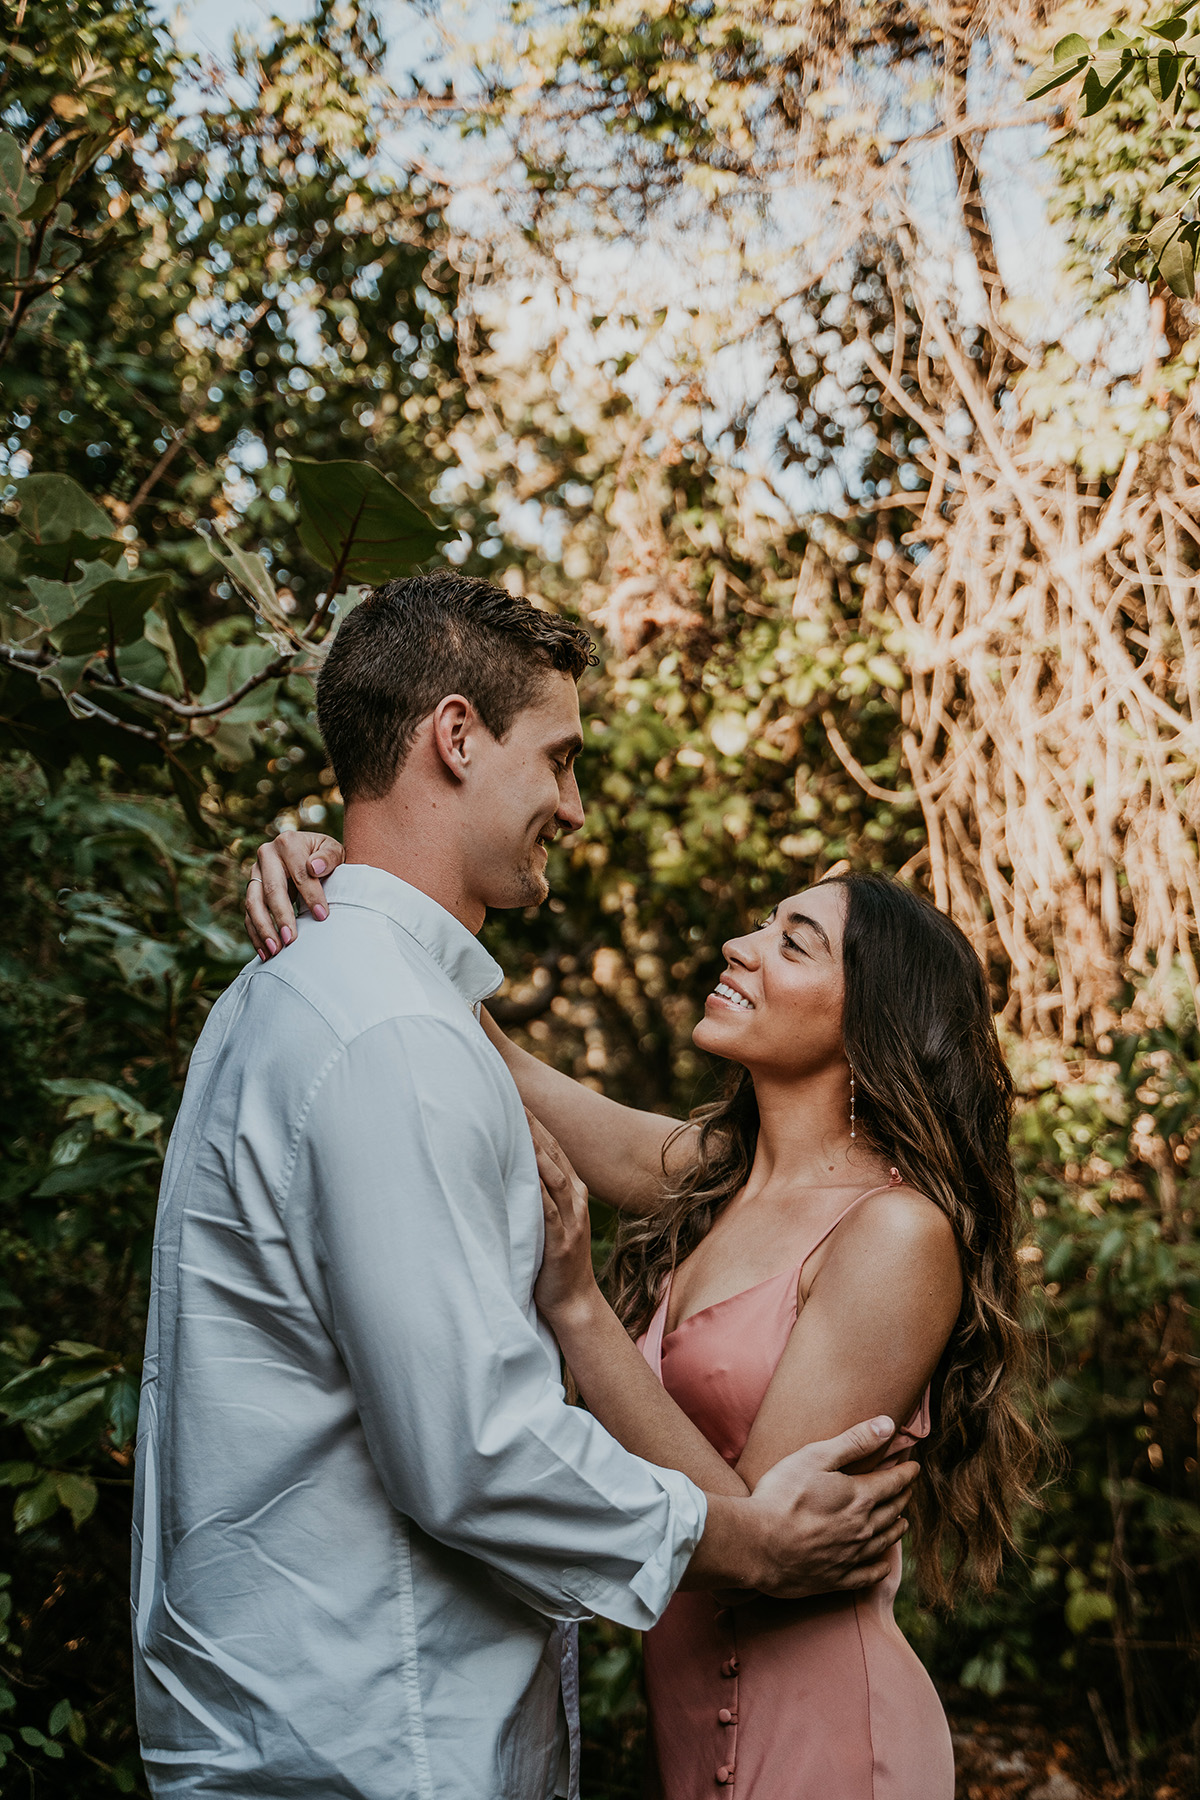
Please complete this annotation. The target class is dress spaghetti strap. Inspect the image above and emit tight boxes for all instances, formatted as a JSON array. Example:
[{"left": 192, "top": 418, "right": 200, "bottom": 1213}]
[{"left": 794, "top": 1166, "right": 904, "bottom": 1280}]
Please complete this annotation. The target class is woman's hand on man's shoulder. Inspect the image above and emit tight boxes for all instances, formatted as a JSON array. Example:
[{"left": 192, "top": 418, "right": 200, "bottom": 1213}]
[{"left": 245, "top": 832, "right": 345, "bottom": 959}]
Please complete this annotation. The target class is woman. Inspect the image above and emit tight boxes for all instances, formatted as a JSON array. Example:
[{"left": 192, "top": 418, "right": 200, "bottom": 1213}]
[{"left": 248, "top": 844, "right": 1037, "bottom": 1799}]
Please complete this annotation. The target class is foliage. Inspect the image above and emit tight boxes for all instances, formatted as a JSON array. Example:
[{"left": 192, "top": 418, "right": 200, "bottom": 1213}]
[
  {"left": 1027, "top": 1, "right": 1200, "bottom": 294},
  {"left": 0, "top": 759, "right": 249, "bottom": 1791},
  {"left": 1, "top": 0, "right": 1199, "bottom": 1794}
]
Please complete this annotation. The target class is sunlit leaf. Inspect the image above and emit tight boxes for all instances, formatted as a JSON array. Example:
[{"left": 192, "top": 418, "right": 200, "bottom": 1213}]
[{"left": 1159, "top": 224, "right": 1198, "bottom": 296}]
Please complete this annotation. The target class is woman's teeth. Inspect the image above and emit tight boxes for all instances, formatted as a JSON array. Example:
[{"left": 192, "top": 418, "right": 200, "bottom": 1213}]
[{"left": 714, "top": 981, "right": 753, "bottom": 1010}]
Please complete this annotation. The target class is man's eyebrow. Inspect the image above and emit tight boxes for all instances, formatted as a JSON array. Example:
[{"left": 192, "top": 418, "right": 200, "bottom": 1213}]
[{"left": 785, "top": 910, "right": 832, "bottom": 952}]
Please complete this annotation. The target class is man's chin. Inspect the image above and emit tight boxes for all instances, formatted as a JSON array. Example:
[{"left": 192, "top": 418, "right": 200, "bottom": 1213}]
[{"left": 485, "top": 864, "right": 551, "bottom": 911}]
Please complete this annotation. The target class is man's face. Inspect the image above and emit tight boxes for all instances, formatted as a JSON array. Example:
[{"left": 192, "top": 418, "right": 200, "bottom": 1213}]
[{"left": 465, "top": 670, "right": 585, "bottom": 910}]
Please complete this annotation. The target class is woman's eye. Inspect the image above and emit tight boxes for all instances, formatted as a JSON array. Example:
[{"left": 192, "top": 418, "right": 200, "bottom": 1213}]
[{"left": 782, "top": 934, "right": 806, "bottom": 954}]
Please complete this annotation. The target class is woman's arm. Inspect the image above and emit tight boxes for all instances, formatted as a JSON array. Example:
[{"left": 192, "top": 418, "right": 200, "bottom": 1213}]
[
  {"left": 734, "top": 1193, "right": 963, "bottom": 1487},
  {"left": 530, "top": 1115, "right": 924, "bottom": 1588},
  {"left": 533, "top": 1110, "right": 959, "bottom": 1505},
  {"left": 481, "top": 1011, "right": 694, "bottom": 1214},
  {"left": 243, "top": 831, "right": 695, "bottom": 1213},
  {"left": 528, "top": 1109, "right": 761, "bottom": 1498}
]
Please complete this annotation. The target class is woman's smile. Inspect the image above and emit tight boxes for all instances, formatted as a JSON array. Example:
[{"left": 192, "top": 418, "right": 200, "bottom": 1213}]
[{"left": 708, "top": 977, "right": 755, "bottom": 1012}]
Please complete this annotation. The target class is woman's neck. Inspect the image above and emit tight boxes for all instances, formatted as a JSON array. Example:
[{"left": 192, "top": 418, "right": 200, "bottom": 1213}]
[{"left": 741, "top": 1063, "right": 888, "bottom": 1200}]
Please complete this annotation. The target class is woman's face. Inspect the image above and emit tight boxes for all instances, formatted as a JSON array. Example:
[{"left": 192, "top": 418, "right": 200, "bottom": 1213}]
[{"left": 692, "top": 883, "right": 848, "bottom": 1078}]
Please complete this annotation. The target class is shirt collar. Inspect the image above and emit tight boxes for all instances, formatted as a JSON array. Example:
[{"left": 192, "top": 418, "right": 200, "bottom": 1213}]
[{"left": 323, "top": 864, "right": 503, "bottom": 1007}]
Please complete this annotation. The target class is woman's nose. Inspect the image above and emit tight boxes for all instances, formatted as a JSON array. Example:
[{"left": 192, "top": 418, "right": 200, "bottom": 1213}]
[{"left": 722, "top": 933, "right": 758, "bottom": 969}]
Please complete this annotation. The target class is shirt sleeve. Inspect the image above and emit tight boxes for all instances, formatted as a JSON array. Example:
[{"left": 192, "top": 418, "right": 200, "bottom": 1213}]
[{"left": 287, "top": 1014, "right": 706, "bottom": 1629}]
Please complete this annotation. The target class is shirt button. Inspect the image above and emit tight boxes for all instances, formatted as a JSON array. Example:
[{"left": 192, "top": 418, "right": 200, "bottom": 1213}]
[
  {"left": 718, "top": 1707, "right": 736, "bottom": 1725},
  {"left": 716, "top": 1767, "right": 735, "bottom": 1785},
  {"left": 721, "top": 1657, "right": 740, "bottom": 1677}
]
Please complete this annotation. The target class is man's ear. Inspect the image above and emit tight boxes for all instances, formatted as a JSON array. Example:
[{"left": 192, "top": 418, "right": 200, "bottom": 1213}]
[{"left": 429, "top": 694, "right": 476, "bottom": 783}]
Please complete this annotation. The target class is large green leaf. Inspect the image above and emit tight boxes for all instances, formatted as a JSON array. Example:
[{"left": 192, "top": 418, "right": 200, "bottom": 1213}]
[
  {"left": 51, "top": 571, "right": 172, "bottom": 655},
  {"left": 289, "top": 457, "right": 444, "bottom": 586},
  {"left": 10, "top": 474, "right": 112, "bottom": 545}
]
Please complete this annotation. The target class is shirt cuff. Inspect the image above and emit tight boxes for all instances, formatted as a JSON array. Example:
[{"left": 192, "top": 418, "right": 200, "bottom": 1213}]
[{"left": 571, "top": 1469, "right": 707, "bottom": 1631}]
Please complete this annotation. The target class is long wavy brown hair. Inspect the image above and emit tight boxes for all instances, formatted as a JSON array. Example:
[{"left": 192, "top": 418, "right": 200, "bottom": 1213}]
[{"left": 608, "top": 872, "right": 1041, "bottom": 1604}]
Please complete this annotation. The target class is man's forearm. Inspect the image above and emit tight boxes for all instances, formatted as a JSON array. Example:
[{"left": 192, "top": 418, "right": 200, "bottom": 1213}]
[{"left": 683, "top": 1492, "right": 775, "bottom": 1590}]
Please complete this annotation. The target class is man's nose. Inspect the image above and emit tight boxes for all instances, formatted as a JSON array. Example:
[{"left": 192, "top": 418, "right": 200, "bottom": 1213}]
[{"left": 557, "top": 771, "right": 585, "bottom": 833}]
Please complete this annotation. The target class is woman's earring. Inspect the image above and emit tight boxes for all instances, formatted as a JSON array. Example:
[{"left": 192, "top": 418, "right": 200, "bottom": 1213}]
[{"left": 849, "top": 1067, "right": 856, "bottom": 1141}]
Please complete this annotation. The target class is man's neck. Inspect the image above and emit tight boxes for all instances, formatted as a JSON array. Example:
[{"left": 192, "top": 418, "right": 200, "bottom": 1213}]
[{"left": 343, "top": 803, "right": 485, "bottom": 934}]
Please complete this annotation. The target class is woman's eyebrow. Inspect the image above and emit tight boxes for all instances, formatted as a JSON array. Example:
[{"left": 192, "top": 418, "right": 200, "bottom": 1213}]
[{"left": 785, "top": 910, "right": 831, "bottom": 952}]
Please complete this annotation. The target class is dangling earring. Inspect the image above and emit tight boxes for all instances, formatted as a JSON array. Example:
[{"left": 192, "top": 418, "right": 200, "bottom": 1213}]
[{"left": 849, "top": 1067, "right": 856, "bottom": 1141}]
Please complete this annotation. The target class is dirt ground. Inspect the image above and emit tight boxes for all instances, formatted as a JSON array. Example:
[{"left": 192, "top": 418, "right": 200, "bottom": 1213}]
[{"left": 945, "top": 1687, "right": 1197, "bottom": 1800}]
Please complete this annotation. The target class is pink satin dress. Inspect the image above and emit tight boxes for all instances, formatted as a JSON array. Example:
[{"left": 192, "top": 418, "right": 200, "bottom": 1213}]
[{"left": 637, "top": 1182, "right": 955, "bottom": 1800}]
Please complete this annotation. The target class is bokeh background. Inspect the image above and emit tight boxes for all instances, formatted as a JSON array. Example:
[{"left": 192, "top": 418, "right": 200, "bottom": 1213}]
[{"left": 1, "top": 0, "right": 1198, "bottom": 1793}]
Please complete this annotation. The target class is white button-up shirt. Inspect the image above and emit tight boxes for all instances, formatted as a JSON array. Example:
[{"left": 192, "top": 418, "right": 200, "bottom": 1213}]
[{"left": 132, "top": 864, "right": 705, "bottom": 1799}]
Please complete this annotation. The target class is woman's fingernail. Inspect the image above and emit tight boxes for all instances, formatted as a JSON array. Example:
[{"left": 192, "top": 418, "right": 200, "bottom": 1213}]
[
  {"left": 313, "top": 905, "right": 328, "bottom": 921},
  {"left": 872, "top": 1416, "right": 895, "bottom": 1439},
  {"left": 281, "top": 926, "right": 293, "bottom": 945},
  {"left": 311, "top": 858, "right": 327, "bottom": 875},
  {"left": 257, "top": 948, "right": 266, "bottom": 962},
  {"left": 265, "top": 937, "right": 278, "bottom": 956}
]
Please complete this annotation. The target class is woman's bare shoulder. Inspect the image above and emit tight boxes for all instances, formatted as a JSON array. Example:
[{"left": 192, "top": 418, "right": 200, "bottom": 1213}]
[{"left": 823, "top": 1183, "right": 962, "bottom": 1286}]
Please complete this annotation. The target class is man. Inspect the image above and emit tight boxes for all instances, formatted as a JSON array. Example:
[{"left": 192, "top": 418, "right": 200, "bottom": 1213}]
[{"left": 135, "top": 571, "right": 914, "bottom": 1799}]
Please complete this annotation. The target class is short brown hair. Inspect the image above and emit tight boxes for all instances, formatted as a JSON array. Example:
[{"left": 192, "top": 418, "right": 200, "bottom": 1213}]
[{"left": 316, "top": 570, "right": 595, "bottom": 801}]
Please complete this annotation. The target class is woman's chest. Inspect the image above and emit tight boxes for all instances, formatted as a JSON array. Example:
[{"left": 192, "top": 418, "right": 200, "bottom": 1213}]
[{"left": 652, "top": 1273, "right": 801, "bottom": 1465}]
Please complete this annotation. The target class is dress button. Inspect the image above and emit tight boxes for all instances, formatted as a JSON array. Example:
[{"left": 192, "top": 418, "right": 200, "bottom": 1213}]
[
  {"left": 718, "top": 1706, "right": 736, "bottom": 1724},
  {"left": 721, "top": 1657, "right": 740, "bottom": 1677},
  {"left": 716, "top": 1767, "right": 734, "bottom": 1785}
]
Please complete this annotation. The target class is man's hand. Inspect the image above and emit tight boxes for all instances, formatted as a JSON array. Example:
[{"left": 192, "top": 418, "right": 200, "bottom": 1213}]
[
  {"left": 686, "top": 1418, "right": 917, "bottom": 1598},
  {"left": 245, "top": 831, "right": 345, "bottom": 959}
]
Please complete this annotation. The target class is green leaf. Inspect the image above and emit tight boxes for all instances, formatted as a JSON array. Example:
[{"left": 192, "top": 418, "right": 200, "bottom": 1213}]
[
  {"left": 1093, "top": 49, "right": 1132, "bottom": 83},
  {"left": 106, "top": 1372, "right": 139, "bottom": 1448},
  {"left": 159, "top": 599, "right": 206, "bottom": 696},
  {"left": 11, "top": 474, "right": 112, "bottom": 545},
  {"left": 55, "top": 1472, "right": 97, "bottom": 1528},
  {"left": 1149, "top": 48, "right": 1183, "bottom": 100},
  {"left": 13, "top": 1474, "right": 59, "bottom": 1533},
  {"left": 0, "top": 1462, "right": 36, "bottom": 1487},
  {"left": 289, "top": 458, "right": 444, "bottom": 586},
  {"left": 202, "top": 523, "right": 295, "bottom": 636},
  {"left": 32, "top": 1147, "right": 156, "bottom": 1198},
  {"left": 48, "top": 1700, "right": 71, "bottom": 1738},
  {"left": 1160, "top": 223, "right": 1199, "bottom": 296},
  {"left": 1147, "top": 13, "right": 1190, "bottom": 39},
  {"left": 15, "top": 527, "right": 121, "bottom": 584},
  {"left": 1026, "top": 54, "right": 1089, "bottom": 100},
  {"left": 19, "top": 558, "right": 115, "bottom": 634},
  {"left": 1054, "top": 33, "right": 1092, "bottom": 60},
  {"left": 51, "top": 571, "right": 172, "bottom": 656},
  {"left": 1065, "top": 1586, "right": 1115, "bottom": 1634},
  {"left": 1148, "top": 214, "right": 1184, "bottom": 257},
  {"left": 0, "top": 132, "right": 34, "bottom": 220},
  {"left": 1081, "top": 64, "right": 1131, "bottom": 112}
]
